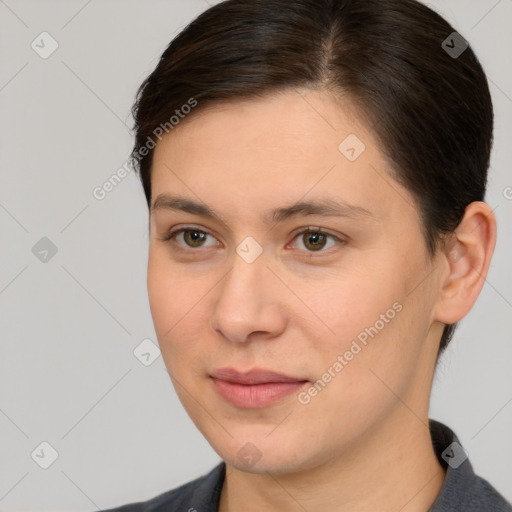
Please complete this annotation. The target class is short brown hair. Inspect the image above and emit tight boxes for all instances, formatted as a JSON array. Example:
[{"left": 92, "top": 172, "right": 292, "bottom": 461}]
[{"left": 130, "top": 0, "right": 493, "bottom": 353}]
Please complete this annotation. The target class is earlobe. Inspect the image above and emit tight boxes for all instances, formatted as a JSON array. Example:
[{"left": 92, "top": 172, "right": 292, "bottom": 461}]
[{"left": 434, "top": 201, "right": 497, "bottom": 324}]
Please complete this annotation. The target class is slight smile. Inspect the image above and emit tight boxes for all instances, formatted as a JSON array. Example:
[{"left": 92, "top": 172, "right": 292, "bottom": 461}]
[{"left": 210, "top": 368, "right": 309, "bottom": 408}]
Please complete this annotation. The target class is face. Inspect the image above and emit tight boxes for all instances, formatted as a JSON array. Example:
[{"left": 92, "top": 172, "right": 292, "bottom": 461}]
[{"left": 147, "top": 89, "right": 445, "bottom": 475}]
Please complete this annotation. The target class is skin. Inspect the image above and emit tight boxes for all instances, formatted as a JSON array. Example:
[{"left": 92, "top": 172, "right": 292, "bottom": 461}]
[{"left": 147, "top": 88, "right": 496, "bottom": 512}]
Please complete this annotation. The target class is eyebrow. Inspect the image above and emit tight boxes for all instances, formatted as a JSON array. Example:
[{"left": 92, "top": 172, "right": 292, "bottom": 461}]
[{"left": 151, "top": 194, "right": 374, "bottom": 224}]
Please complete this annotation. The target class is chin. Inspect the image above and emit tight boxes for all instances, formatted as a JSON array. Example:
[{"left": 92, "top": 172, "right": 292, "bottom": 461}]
[{"left": 211, "top": 432, "right": 321, "bottom": 476}]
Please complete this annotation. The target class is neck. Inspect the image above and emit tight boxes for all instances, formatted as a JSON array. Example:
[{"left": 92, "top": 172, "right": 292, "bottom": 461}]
[{"left": 218, "top": 410, "right": 446, "bottom": 512}]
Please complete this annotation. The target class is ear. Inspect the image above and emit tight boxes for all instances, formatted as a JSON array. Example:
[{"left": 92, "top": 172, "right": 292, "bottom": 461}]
[{"left": 433, "top": 201, "right": 497, "bottom": 325}]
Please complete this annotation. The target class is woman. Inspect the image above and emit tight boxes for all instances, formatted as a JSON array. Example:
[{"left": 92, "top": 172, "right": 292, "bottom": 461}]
[{"left": 103, "top": 0, "right": 511, "bottom": 510}]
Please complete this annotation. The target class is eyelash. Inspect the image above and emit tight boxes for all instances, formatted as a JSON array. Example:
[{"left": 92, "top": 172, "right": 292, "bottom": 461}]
[{"left": 159, "top": 226, "right": 345, "bottom": 254}]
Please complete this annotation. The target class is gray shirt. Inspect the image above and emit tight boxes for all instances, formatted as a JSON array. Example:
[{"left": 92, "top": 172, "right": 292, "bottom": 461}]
[{"left": 102, "top": 420, "right": 511, "bottom": 511}]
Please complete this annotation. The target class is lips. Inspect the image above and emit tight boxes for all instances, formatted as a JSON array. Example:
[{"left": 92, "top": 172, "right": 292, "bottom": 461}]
[{"left": 210, "top": 367, "right": 308, "bottom": 408}]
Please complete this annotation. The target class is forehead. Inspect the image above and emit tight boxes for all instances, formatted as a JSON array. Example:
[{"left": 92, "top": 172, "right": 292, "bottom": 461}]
[
  {"left": 150, "top": 89, "right": 418, "bottom": 225},
  {"left": 154, "top": 89, "right": 366, "bottom": 165}
]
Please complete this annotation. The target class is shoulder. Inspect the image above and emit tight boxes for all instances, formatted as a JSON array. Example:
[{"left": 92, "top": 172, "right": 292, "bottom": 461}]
[
  {"left": 465, "top": 474, "right": 512, "bottom": 511},
  {"left": 100, "top": 462, "right": 225, "bottom": 512},
  {"left": 429, "top": 420, "right": 511, "bottom": 511},
  {"left": 435, "top": 471, "right": 512, "bottom": 511}
]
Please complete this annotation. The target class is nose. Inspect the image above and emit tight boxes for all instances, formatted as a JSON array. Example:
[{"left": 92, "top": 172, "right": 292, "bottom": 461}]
[{"left": 210, "top": 251, "right": 287, "bottom": 344}]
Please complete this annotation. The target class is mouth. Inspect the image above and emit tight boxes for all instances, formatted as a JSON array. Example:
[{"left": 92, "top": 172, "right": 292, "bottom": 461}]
[{"left": 210, "top": 367, "right": 309, "bottom": 408}]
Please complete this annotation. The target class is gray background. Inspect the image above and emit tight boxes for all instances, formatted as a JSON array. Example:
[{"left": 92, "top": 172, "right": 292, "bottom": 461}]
[{"left": 0, "top": 0, "right": 510, "bottom": 510}]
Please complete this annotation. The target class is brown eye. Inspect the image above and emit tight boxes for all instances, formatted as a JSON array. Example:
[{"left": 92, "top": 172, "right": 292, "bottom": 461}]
[
  {"left": 302, "top": 232, "right": 328, "bottom": 251},
  {"left": 163, "top": 228, "right": 219, "bottom": 249},
  {"left": 291, "top": 228, "right": 342, "bottom": 253},
  {"left": 182, "top": 230, "right": 208, "bottom": 247}
]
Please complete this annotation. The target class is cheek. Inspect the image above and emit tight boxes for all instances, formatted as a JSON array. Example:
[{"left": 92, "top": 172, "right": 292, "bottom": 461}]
[
  {"left": 297, "top": 258, "right": 429, "bottom": 400},
  {"left": 147, "top": 255, "right": 175, "bottom": 336},
  {"left": 306, "top": 269, "right": 433, "bottom": 407},
  {"left": 302, "top": 268, "right": 402, "bottom": 351},
  {"left": 147, "top": 248, "right": 205, "bottom": 325},
  {"left": 147, "top": 253, "right": 190, "bottom": 348},
  {"left": 147, "top": 252, "right": 215, "bottom": 368}
]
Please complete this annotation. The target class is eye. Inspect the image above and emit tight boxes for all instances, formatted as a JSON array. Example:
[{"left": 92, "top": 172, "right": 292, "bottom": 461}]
[
  {"left": 161, "top": 227, "right": 219, "bottom": 249},
  {"left": 290, "top": 228, "right": 343, "bottom": 253},
  {"left": 160, "top": 226, "right": 344, "bottom": 254}
]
